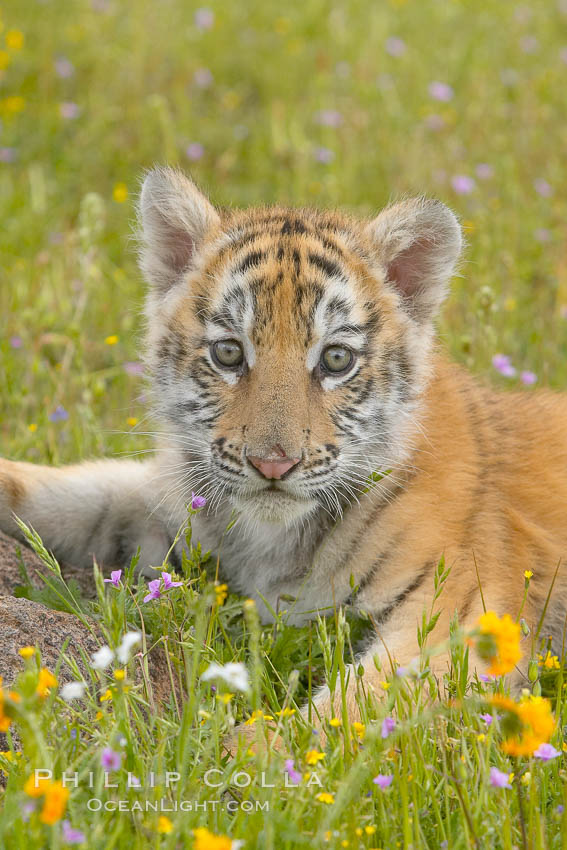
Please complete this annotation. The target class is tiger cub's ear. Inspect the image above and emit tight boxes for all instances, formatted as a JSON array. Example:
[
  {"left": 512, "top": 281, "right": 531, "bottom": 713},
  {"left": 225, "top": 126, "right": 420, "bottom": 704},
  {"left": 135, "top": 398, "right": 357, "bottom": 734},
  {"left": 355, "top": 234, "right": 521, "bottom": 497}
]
[
  {"left": 138, "top": 166, "right": 220, "bottom": 293},
  {"left": 366, "top": 198, "right": 462, "bottom": 323}
]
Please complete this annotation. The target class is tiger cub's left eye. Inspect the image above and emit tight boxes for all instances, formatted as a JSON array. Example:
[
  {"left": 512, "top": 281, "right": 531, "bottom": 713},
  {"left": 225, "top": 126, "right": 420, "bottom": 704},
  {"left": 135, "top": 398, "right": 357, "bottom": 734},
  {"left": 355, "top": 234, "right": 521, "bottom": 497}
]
[
  {"left": 320, "top": 345, "right": 354, "bottom": 374},
  {"left": 211, "top": 339, "right": 244, "bottom": 369}
]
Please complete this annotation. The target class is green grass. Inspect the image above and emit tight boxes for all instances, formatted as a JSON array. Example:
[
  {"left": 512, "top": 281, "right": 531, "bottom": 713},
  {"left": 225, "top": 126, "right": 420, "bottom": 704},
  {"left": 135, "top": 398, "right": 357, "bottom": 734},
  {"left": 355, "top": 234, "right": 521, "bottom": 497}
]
[{"left": 1, "top": 0, "right": 567, "bottom": 846}]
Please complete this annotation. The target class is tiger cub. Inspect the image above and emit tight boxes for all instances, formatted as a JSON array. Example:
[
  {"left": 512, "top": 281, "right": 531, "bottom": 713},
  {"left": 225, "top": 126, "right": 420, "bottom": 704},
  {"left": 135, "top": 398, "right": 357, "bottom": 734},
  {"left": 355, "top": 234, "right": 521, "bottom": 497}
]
[{"left": 2, "top": 167, "right": 567, "bottom": 724}]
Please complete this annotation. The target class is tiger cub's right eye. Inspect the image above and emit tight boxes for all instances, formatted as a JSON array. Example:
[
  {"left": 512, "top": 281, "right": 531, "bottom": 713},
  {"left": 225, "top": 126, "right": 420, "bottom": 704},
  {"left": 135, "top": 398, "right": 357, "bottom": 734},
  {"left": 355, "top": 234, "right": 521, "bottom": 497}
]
[{"left": 211, "top": 339, "right": 244, "bottom": 369}]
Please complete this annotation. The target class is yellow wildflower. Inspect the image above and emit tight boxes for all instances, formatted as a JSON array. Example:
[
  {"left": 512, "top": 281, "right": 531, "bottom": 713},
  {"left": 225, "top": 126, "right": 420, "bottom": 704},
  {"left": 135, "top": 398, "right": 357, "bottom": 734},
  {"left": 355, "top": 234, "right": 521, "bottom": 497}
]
[
  {"left": 380, "top": 681, "right": 391, "bottom": 690},
  {"left": 126, "top": 417, "right": 138, "bottom": 427},
  {"left": 36, "top": 668, "right": 57, "bottom": 698},
  {"left": 492, "top": 694, "right": 555, "bottom": 756},
  {"left": 305, "top": 749, "right": 325, "bottom": 765},
  {"left": 365, "top": 825, "right": 377, "bottom": 835},
  {"left": 352, "top": 721, "right": 366, "bottom": 739},
  {"left": 40, "top": 781, "right": 69, "bottom": 825},
  {"left": 216, "top": 692, "right": 233, "bottom": 705},
  {"left": 157, "top": 815, "right": 173, "bottom": 834},
  {"left": 28, "top": 423, "right": 38, "bottom": 432},
  {"left": 215, "top": 583, "right": 228, "bottom": 606},
  {"left": 100, "top": 689, "right": 113, "bottom": 702},
  {"left": 244, "top": 709, "right": 272, "bottom": 725},
  {"left": 5, "top": 30, "right": 24, "bottom": 50},
  {"left": 104, "top": 334, "right": 119, "bottom": 345},
  {"left": 316, "top": 792, "right": 334, "bottom": 804},
  {"left": 329, "top": 717, "right": 341, "bottom": 727},
  {"left": 478, "top": 611, "right": 522, "bottom": 676},
  {"left": 193, "top": 826, "right": 233, "bottom": 850},
  {"left": 24, "top": 774, "right": 53, "bottom": 798},
  {"left": 2, "top": 96, "right": 25, "bottom": 113},
  {"left": 538, "top": 651, "right": 560, "bottom": 670},
  {"left": 524, "top": 570, "right": 533, "bottom": 580},
  {"left": 113, "top": 669, "right": 126, "bottom": 681},
  {"left": 275, "top": 707, "right": 296, "bottom": 718},
  {"left": 112, "top": 183, "right": 128, "bottom": 203},
  {"left": 0, "top": 692, "right": 11, "bottom": 732},
  {"left": 0, "top": 51, "right": 11, "bottom": 69},
  {"left": 19, "top": 646, "right": 35, "bottom": 659}
]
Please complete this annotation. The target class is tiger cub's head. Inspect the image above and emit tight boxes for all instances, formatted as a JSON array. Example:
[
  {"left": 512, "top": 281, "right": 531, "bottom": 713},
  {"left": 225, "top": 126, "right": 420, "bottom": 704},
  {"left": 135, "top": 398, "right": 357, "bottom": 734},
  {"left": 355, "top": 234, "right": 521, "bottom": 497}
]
[{"left": 139, "top": 167, "right": 461, "bottom": 525}]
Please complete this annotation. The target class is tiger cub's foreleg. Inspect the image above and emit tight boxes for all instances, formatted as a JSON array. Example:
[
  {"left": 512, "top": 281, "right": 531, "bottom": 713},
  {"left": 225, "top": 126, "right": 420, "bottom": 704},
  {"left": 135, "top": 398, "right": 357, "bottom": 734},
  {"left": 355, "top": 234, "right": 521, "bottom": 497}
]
[{"left": 0, "top": 458, "right": 173, "bottom": 574}]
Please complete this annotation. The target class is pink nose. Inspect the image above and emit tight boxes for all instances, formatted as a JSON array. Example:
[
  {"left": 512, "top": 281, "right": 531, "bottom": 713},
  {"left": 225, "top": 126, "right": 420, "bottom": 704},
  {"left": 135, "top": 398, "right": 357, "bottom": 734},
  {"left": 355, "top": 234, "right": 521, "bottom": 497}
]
[{"left": 247, "top": 446, "right": 301, "bottom": 480}]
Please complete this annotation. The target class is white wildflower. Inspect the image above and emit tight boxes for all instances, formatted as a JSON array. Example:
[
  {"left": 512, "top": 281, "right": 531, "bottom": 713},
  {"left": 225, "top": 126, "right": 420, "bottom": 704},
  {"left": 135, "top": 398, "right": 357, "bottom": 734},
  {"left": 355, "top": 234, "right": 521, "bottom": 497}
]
[
  {"left": 60, "top": 681, "right": 87, "bottom": 701},
  {"left": 201, "top": 661, "right": 250, "bottom": 693},
  {"left": 91, "top": 645, "right": 114, "bottom": 670},
  {"left": 116, "top": 631, "right": 142, "bottom": 664}
]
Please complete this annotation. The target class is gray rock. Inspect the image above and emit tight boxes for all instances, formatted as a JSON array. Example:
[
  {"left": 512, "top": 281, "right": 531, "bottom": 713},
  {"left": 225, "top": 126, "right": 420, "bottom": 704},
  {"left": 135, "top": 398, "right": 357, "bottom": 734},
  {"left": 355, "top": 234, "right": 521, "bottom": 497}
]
[
  {"left": 0, "top": 530, "right": 96, "bottom": 598},
  {"left": 0, "top": 533, "right": 175, "bottom": 760}
]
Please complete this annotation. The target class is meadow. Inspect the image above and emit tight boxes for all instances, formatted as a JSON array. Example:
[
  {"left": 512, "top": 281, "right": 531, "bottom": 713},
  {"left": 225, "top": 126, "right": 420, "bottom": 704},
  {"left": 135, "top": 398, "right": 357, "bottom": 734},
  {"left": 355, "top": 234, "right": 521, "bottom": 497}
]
[{"left": 1, "top": 0, "right": 567, "bottom": 847}]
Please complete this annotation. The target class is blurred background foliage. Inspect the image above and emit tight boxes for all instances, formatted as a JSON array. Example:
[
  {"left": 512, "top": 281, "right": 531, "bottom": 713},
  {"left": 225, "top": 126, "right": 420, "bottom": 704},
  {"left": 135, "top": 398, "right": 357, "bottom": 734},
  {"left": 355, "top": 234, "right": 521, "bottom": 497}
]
[{"left": 1, "top": 0, "right": 567, "bottom": 465}]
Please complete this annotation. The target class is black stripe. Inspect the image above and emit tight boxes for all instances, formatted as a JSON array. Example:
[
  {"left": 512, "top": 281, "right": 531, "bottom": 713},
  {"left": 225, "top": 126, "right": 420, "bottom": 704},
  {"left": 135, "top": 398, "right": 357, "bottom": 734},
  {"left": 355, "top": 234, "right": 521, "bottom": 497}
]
[
  {"left": 233, "top": 250, "right": 266, "bottom": 275},
  {"left": 308, "top": 252, "right": 344, "bottom": 280},
  {"left": 373, "top": 561, "right": 434, "bottom": 624}
]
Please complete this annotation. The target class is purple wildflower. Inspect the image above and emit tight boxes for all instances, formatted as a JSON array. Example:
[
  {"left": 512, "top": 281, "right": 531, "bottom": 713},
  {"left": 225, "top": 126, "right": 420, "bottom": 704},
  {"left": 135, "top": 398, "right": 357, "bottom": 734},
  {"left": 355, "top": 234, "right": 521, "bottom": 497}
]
[
  {"left": 376, "top": 73, "right": 394, "bottom": 91},
  {"left": 193, "top": 67, "right": 213, "bottom": 88},
  {"left": 501, "top": 69, "right": 519, "bottom": 87},
  {"left": 161, "top": 572, "right": 183, "bottom": 590},
  {"left": 186, "top": 142, "right": 204, "bottom": 161},
  {"left": 489, "top": 767, "right": 512, "bottom": 788},
  {"left": 55, "top": 57, "right": 75, "bottom": 78},
  {"left": 284, "top": 758, "right": 302, "bottom": 785},
  {"left": 424, "top": 114, "right": 445, "bottom": 131},
  {"left": 520, "top": 371, "right": 537, "bottom": 386},
  {"left": 381, "top": 716, "right": 396, "bottom": 739},
  {"left": 194, "top": 8, "right": 214, "bottom": 30},
  {"left": 373, "top": 774, "right": 394, "bottom": 790},
  {"left": 123, "top": 361, "right": 144, "bottom": 376},
  {"left": 480, "top": 713, "right": 493, "bottom": 726},
  {"left": 22, "top": 801, "right": 36, "bottom": 821},
  {"left": 62, "top": 821, "right": 86, "bottom": 844},
  {"left": 143, "top": 579, "right": 162, "bottom": 603},
  {"left": 335, "top": 61, "right": 350, "bottom": 78},
  {"left": 520, "top": 35, "right": 538, "bottom": 54},
  {"left": 314, "top": 147, "right": 335, "bottom": 164},
  {"left": 479, "top": 673, "right": 496, "bottom": 683},
  {"left": 0, "top": 148, "right": 17, "bottom": 163},
  {"left": 492, "top": 354, "right": 516, "bottom": 378},
  {"left": 103, "top": 569, "right": 122, "bottom": 588},
  {"left": 534, "top": 178, "right": 553, "bottom": 198},
  {"left": 59, "top": 102, "right": 81, "bottom": 120},
  {"left": 191, "top": 492, "right": 207, "bottom": 510},
  {"left": 49, "top": 405, "right": 69, "bottom": 423},
  {"left": 385, "top": 36, "right": 406, "bottom": 56},
  {"left": 476, "top": 163, "right": 494, "bottom": 180},
  {"left": 428, "top": 81, "right": 454, "bottom": 102},
  {"left": 557, "top": 804, "right": 565, "bottom": 814},
  {"left": 9, "top": 336, "right": 23, "bottom": 349},
  {"left": 534, "top": 228, "right": 551, "bottom": 243},
  {"left": 100, "top": 747, "right": 123, "bottom": 770},
  {"left": 533, "top": 743, "right": 561, "bottom": 761},
  {"left": 314, "top": 110, "right": 343, "bottom": 128},
  {"left": 451, "top": 175, "right": 476, "bottom": 195}
]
